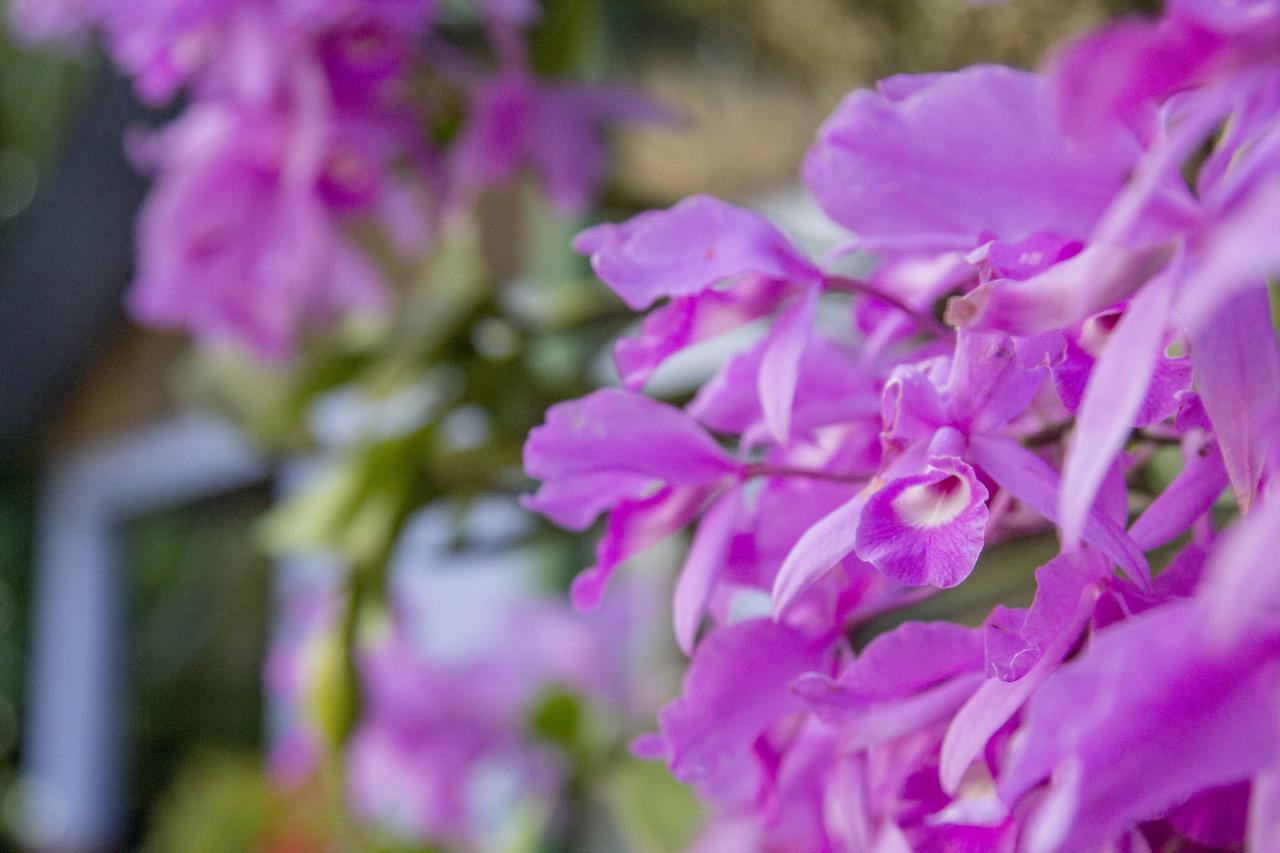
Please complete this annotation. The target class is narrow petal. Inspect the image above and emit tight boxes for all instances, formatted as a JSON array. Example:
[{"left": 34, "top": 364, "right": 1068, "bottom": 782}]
[
  {"left": 674, "top": 489, "right": 742, "bottom": 654},
  {"left": 1128, "top": 441, "right": 1229, "bottom": 550},
  {"left": 615, "top": 278, "right": 792, "bottom": 391},
  {"left": 689, "top": 336, "right": 878, "bottom": 437},
  {"left": 772, "top": 493, "right": 869, "bottom": 617},
  {"left": 1188, "top": 288, "right": 1280, "bottom": 513},
  {"left": 571, "top": 484, "right": 714, "bottom": 611},
  {"left": 1060, "top": 275, "right": 1173, "bottom": 546},
  {"left": 1177, "top": 181, "right": 1280, "bottom": 327},
  {"left": 758, "top": 286, "right": 818, "bottom": 444},
  {"left": 1200, "top": 496, "right": 1280, "bottom": 649},
  {"left": 940, "top": 553, "right": 1107, "bottom": 793},
  {"left": 968, "top": 433, "right": 1148, "bottom": 584}
]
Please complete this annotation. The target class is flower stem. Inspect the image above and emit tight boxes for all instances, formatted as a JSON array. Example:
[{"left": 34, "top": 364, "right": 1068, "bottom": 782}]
[{"left": 822, "top": 274, "right": 953, "bottom": 337}]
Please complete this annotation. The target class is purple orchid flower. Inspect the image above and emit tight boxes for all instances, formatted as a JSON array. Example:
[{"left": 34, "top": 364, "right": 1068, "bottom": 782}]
[
  {"left": 772, "top": 330, "right": 1148, "bottom": 614},
  {"left": 522, "top": 388, "right": 741, "bottom": 610}
]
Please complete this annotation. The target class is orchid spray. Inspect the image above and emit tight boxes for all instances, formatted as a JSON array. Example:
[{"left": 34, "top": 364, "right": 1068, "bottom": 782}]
[{"left": 525, "top": 1, "right": 1280, "bottom": 848}]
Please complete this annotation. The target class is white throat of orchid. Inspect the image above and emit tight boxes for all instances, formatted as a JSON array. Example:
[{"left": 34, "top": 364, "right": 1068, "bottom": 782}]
[{"left": 893, "top": 473, "right": 971, "bottom": 529}]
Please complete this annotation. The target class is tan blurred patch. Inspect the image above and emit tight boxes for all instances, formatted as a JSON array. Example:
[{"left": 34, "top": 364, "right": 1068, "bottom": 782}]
[
  {"left": 610, "top": 0, "right": 1136, "bottom": 202},
  {"left": 613, "top": 56, "right": 835, "bottom": 204},
  {"left": 43, "top": 326, "right": 186, "bottom": 454}
]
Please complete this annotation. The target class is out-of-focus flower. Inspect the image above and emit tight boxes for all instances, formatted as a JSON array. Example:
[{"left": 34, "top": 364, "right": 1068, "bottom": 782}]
[{"left": 9, "top": 0, "right": 657, "bottom": 357}]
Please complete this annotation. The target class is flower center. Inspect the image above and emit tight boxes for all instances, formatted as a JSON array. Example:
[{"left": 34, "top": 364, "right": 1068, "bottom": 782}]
[{"left": 893, "top": 473, "right": 971, "bottom": 528}]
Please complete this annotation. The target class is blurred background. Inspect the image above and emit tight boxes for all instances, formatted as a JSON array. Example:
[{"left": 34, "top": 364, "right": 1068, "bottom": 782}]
[{"left": 0, "top": 1, "right": 1153, "bottom": 850}]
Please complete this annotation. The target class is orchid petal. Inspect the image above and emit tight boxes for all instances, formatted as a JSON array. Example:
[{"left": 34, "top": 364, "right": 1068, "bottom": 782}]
[
  {"left": 968, "top": 433, "right": 1149, "bottom": 584},
  {"left": 1060, "top": 276, "right": 1173, "bottom": 547},
  {"left": 772, "top": 493, "right": 868, "bottom": 618},
  {"left": 854, "top": 458, "right": 990, "bottom": 588},
  {"left": 758, "top": 286, "right": 818, "bottom": 445},
  {"left": 571, "top": 484, "right": 714, "bottom": 611},
  {"left": 674, "top": 489, "right": 742, "bottom": 654},
  {"left": 522, "top": 389, "right": 737, "bottom": 530},
  {"left": 1129, "top": 442, "right": 1229, "bottom": 551},
  {"left": 573, "top": 195, "right": 821, "bottom": 311},
  {"left": 940, "top": 552, "right": 1107, "bottom": 793},
  {"left": 804, "top": 66, "right": 1138, "bottom": 248},
  {"left": 1188, "top": 288, "right": 1280, "bottom": 513}
]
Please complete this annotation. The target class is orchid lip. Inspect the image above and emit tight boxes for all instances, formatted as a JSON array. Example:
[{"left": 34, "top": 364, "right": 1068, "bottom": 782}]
[{"left": 892, "top": 473, "right": 972, "bottom": 528}]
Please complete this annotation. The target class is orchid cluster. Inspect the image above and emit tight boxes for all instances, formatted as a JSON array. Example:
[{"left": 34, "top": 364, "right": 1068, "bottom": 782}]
[
  {"left": 524, "top": 1, "right": 1280, "bottom": 848},
  {"left": 9, "top": 0, "right": 646, "bottom": 358}
]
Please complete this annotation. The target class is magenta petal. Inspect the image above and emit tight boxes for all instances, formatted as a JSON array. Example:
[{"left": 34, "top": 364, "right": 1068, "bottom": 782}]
[
  {"left": 450, "top": 72, "right": 531, "bottom": 200},
  {"left": 690, "top": 337, "right": 878, "bottom": 437},
  {"left": 984, "top": 232, "right": 1083, "bottom": 281},
  {"left": 1050, "top": 17, "right": 1219, "bottom": 140},
  {"left": 836, "top": 674, "right": 983, "bottom": 753},
  {"left": 801, "top": 621, "right": 983, "bottom": 709},
  {"left": 1129, "top": 441, "right": 1229, "bottom": 551},
  {"left": 1053, "top": 334, "right": 1193, "bottom": 427},
  {"left": 727, "top": 476, "right": 866, "bottom": 595},
  {"left": 571, "top": 484, "right": 714, "bottom": 611},
  {"left": 944, "top": 331, "right": 1043, "bottom": 432},
  {"left": 772, "top": 494, "right": 868, "bottom": 617},
  {"left": 983, "top": 551, "right": 1111, "bottom": 682},
  {"left": 804, "top": 66, "right": 1138, "bottom": 249},
  {"left": 522, "top": 389, "right": 737, "bottom": 531},
  {"left": 998, "top": 603, "right": 1280, "bottom": 852},
  {"left": 940, "top": 552, "right": 1108, "bottom": 793},
  {"left": 1250, "top": 765, "right": 1280, "bottom": 851},
  {"left": 674, "top": 490, "right": 742, "bottom": 654},
  {"left": 1188, "top": 289, "right": 1280, "bottom": 513},
  {"left": 572, "top": 195, "right": 821, "bottom": 311},
  {"left": 968, "top": 433, "right": 1149, "bottom": 585},
  {"left": 758, "top": 286, "right": 818, "bottom": 444},
  {"left": 1170, "top": 783, "right": 1249, "bottom": 848},
  {"left": 941, "top": 655, "right": 1057, "bottom": 798},
  {"left": 1178, "top": 181, "right": 1280, "bottom": 328},
  {"left": 946, "top": 243, "right": 1170, "bottom": 336},
  {"left": 880, "top": 360, "right": 949, "bottom": 455},
  {"left": 1201, "top": 496, "right": 1280, "bottom": 649},
  {"left": 655, "top": 619, "right": 830, "bottom": 801},
  {"left": 1059, "top": 275, "right": 1173, "bottom": 547},
  {"left": 615, "top": 278, "right": 792, "bottom": 391},
  {"left": 854, "top": 458, "right": 990, "bottom": 588}
]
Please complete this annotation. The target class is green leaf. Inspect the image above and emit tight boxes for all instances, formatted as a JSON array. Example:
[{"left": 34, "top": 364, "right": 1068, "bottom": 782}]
[{"left": 606, "top": 758, "right": 702, "bottom": 853}]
